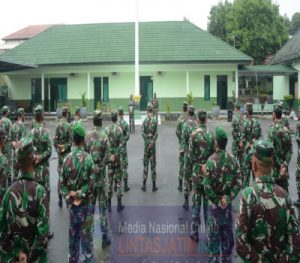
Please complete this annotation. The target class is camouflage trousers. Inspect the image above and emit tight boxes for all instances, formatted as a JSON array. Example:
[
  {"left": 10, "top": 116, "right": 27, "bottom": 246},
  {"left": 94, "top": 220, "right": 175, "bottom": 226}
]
[
  {"left": 11, "top": 151, "right": 19, "bottom": 182},
  {"left": 206, "top": 205, "right": 234, "bottom": 263},
  {"left": 231, "top": 140, "right": 243, "bottom": 166},
  {"left": 108, "top": 164, "right": 123, "bottom": 198},
  {"left": 35, "top": 164, "right": 50, "bottom": 201},
  {"left": 121, "top": 146, "right": 128, "bottom": 181},
  {"left": 241, "top": 150, "right": 253, "bottom": 188},
  {"left": 129, "top": 114, "right": 135, "bottom": 133},
  {"left": 183, "top": 154, "right": 192, "bottom": 196},
  {"left": 69, "top": 204, "right": 94, "bottom": 263},
  {"left": 143, "top": 148, "right": 156, "bottom": 182},
  {"left": 178, "top": 151, "right": 184, "bottom": 183},
  {"left": 297, "top": 158, "right": 300, "bottom": 193},
  {"left": 0, "top": 250, "right": 47, "bottom": 263},
  {"left": 273, "top": 166, "right": 289, "bottom": 193}
]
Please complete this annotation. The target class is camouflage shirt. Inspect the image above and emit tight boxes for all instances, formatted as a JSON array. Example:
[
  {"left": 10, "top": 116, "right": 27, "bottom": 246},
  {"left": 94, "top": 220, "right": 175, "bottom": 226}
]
[
  {"left": 0, "top": 152, "right": 10, "bottom": 203},
  {"left": 176, "top": 112, "right": 188, "bottom": 151},
  {"left": 241, "top": 116, "right": 262, "bottom": 149},
  {"left": 60, "top": 146, "right": 94, "bottom": 204},
  {"left": 105, "top": 123, "right": 123, "bottom": 165},
  {"left": 296, "top": 121, "right": 300, "bottom": 154},
  {"left": 236, "top": 175, "right": 300, "bottom": 262},
  {"left": 181, "top": 117, "right": 198, "bottom": 153},
  {"left": 117, "top": 118, "right": 130, "bottom": 147},
  {"left": 10, "top": 120, "right": 26, "bottom": 143},
  {"left": 204, "top": 149, "right": 241, "bottom": 206},
  {"left": 232, "top": 112, "right": 243, "bottom": 141},
  {"left": 0, "top": 172, "right": 49, "bottom": 261},
  {"left": 0, "top": 117, "right": 12, "bottom": 158},
  {"left": 142, "top": 115, "right": 158, "bottom": 153},
  {"left": 71, "top": 117, "right": 82, "bottom": 127}
]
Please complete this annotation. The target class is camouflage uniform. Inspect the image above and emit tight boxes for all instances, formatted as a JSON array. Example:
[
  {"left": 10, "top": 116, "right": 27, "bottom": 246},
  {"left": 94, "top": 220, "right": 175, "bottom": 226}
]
[
  {"left": 0, "top": 129, "right": 10, "bottom": 204},
  {"left": 128, "top": 96, "right": 136, "bottom": 133},
  {"left": 0, "top": 138, "right": 49, "bottom": 263},
  {"left": 72, "top": 107, "right": 82, "bottom": 127},
  {"left": 151, "top": 94, "right": 159, "bottom": 120},
  {"left": 54, "top": 109, "right": 72, "bottom": 207},
  {"left": 181, "top": 106, "right": 198, "bottom": 209},
  {"left": 236, "top": 140, "right": 300, "bottom": 262},
  {"left": 231, "top": 105, "right": 243, "bottom": 164},
  {"left": 60, "top": 124, "right": 95, "bottom": 263},
  {"left": 141, "top": 105, "right": 158, "bottom": 191},
  {"left": 175, "top": 102, "right": 188, "bottom": 191},
  {"left": 295, "top": 118, "right": 300, "bottom": 206},
  {"left": 204, "top": 128, "right": 241, "bottom": 262},
  {"left": 85, "top": 111, "right": 111, "bottom": 247},
  {"left": 189, "top": 112, "right": 215, "bottom": 238}
]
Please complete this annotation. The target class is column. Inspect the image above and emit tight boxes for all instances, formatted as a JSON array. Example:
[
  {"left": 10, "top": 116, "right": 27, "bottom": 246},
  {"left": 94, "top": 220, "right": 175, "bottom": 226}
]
[
  {"left": 186, "top": 71, "right": 190, "bottom": 94},
  {"left": 235, "top": 68, "right": 238, "bottom": 100},
  {"left": 41, "top": 73, "right": 45, "bottom": 108},
  {"left": 87, "top": 72, "right": 91, "bottom": 110}
]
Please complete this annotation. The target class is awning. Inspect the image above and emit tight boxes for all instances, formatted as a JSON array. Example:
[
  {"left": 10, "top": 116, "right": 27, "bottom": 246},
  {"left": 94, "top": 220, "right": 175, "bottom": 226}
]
[
  {"left": 0, "top": 58, "right": 37, "bottom": 73},
  {"left": 239, "top": 65, "right": 298, "bottom": 77}
]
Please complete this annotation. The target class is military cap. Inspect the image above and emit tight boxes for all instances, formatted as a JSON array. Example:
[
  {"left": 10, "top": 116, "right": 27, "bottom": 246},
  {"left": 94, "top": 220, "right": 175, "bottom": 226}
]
[
  {"left": 198, "top": 109, "right": 207, "bottom": 118},
  {"left": 188, "top": 105, "right": 195, "bottom": 114},
  {"left": 245, "top": 103, "right": 253, "bottom": 111},
  {"left": 215, "top": 127, "right": 228, "bottom": 144},
  {"left": 72, "top": 123, "right": 86, "bottom": 138},
  {"left": 17, "top": 137, "right": 34, "bottom": 161},
  {"left": 2, "top": 106, "right": 9, "bottom": 114},
  {"left": 34, "top": 104, "right": 43, "bottom": 116},
  {"left": 147, "top": 103, "right": 153, "bottom": 111},
  {"left": 251, "top": 140, "right": 274, "bottom": 164},
  {"left": 234, "top": 102, "right": 241, "bottom": 109},
  {"left": 75, "top": 106, "right": 80, "bottom": 114},
  {"left": 17, "top": 108, "right": 24, "bottom": 114},
  {"left": 0, "top": 128, "right": 6, "bottom": 141},
  {"left": 118, "top": 106, "right": 124, "bottom": 114},
  {"left": 94, "top": 110, "right": 102, "bottom": 119},
  {"left": 111, "top": 110, "right": 118, "bottom": 119},
  {"left": 183, "top": 101, "right": 188, "bottom": 107},
  {"left": 62, "top": 106, "right": 68, "bottom": 114}
]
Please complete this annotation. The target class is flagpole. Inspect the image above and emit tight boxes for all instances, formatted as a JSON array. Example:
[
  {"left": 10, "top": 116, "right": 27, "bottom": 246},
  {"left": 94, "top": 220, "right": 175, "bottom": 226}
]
[{"left": 134, "top": 0, "right": 139, "bottom": 96}]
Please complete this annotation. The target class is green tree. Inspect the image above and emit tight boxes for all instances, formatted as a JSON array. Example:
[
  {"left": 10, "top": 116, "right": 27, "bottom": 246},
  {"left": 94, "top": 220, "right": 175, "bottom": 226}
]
[
  {"left": 289, "top": 12, "right": 300, "bottom": 35},
  {"left": 208, "top": 0, "right": 289, "bottom": 64}
]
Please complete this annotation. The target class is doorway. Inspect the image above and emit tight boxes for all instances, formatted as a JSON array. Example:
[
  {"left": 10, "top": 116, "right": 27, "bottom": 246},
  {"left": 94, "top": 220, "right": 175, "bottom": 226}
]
[
  {"left": 217, "top": 75, "right": 228, "bottom": 109},
  {"left": 140, "top": 76, "right": 153, "bottom": 111},
  {"left": 50, "top": 78, "right": 67, "bottom": 112}
]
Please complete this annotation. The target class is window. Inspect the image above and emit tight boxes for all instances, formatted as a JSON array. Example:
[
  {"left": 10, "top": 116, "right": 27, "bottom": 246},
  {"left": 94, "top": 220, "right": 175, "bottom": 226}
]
[
  {"left": 204, "top": 75, "right": 210, "bottom": 101},
  {"left": 103, "top": 77, "right": 109, "bottom": 102}
]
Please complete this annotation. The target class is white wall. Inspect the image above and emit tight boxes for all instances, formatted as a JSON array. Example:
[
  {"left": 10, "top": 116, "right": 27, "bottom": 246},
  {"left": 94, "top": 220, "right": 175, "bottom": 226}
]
[{"left": 273, "top": 76, "right": 289, "bottom": 100}]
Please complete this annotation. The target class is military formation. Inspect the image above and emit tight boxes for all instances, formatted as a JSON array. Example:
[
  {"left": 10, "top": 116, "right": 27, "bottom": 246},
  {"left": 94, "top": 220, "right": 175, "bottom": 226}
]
[{"left": 0, "top": 95, "right": 300, "bottom": 262}]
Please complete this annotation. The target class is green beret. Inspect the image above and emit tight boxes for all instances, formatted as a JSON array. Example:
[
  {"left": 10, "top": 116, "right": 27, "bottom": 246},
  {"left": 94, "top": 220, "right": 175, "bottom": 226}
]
[
  {"left": 94, "top": 110, "right": 102, "bottom": 119},
  {"left": 75, "top": 106, "right": 80, "bottom": 114},
  {"left": 17, "top": 108, "right": 24, "bottom": 115},
  {"left": 17, "top": 138, "right": 34, "bottom": 161},
  {"left": 2, "top": 106, "right": 9, "bottom": 114},
  {"left": 0, "top": 129, "right": 6, "bottom": 141},
  {"left": 183, "top": 101, "right": 188, "bottom": 107},
  {"left": 188, "top": 105, "right": 195, "bottom": 114},
  {"left": 118, "top": 106, "right": 124, "bottom": 114},
  {"left": 245, "top": 103, "right": 253, "bottom": 111},
  {"left": 62, "top": 106, "right": 68, "bottom": 114},
  {"left": 72, "top": 123, "right": 86, "bottom": 138},
  {"left": 215, "top": 127, "right": 228, "bottom": 144},
  {"left": 251, "top": 140, "right": 274, "bottom": 164},
  {"left": 147, "top": 103, "right": 153, "bottom": 111},
  {"left": 111, "top": 110, "right": 118, "bottom": 119},
  {"left": 198, "top": 109, "right": 206, "bottom": 118},
  {"left": 34, "top": 104, "right": 43, "bottom": 116},
  {"left": 234, "top": 102, "right": 241, "bottom": 109}
]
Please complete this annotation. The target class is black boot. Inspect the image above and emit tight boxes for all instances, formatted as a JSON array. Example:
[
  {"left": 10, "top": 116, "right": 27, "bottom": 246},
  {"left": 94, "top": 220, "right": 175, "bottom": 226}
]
[
  {"left": 178, "top": 179, "right": 182, "bottom": 192},
  {"left": 107, "top": 199, "right": 111, "bottom": 213},
  {"left": 294, "top": 194, "right": 300, "bottom": 207},
  {"left": 58, "top": 194, "right": 63, "bottom": 208},
  {"left": 189, "top": 220, "right": 199, "bottom": 242},
  {"left": 141, "top": 180, "right": 146, "bottom": 192},
  {"left": 152, "top": 181, "right": 158, "bottom": 192},
  {"left": 183, "top": 194, "right": 189, "bottom": 211},
  {"left": 124, "top": 180, "right": 130, "bottom": 192},
  {"left": 48, "top": 231, "right": 54, "bottom": 240},
  {"left": 102, "top": 233, "right": 111, "bottom": 249},
  {"left": 117, "top": 197, "right": 125, "bottom": 212}
]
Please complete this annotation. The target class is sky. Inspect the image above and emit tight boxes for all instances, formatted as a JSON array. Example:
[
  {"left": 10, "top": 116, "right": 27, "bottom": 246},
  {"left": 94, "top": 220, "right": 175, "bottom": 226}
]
[{"left": 0, "top": 0, "right": 299, "bottom": 40}]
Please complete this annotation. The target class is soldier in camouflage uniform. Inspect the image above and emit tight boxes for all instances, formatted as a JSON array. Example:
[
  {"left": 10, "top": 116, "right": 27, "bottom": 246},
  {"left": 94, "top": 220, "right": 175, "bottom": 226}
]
[
  {"left": 240, "top": 103, "right": 262, "bottom": 188},
  {"left": 60, "top": 124, "right": 95, "bottom": 263},
  {"left": 175, "top": 101, "right": 188, "bottom": 191},
  {"left": 106, "top": 111, "right": 125, "bottom": 212},
  {"left": 231, "top": 102, "right": 243, "bottom": 165},
  {"left": 151, "top": 92, "right": 159, "bottom": 120},
  {"left": 0, "top": 129, "right": 10, "bottom": 204},
  {"left": 72, "top": 106, "right": 82, "bottom": 127},
  {"left": 236, "top": 140, "right": 300, "bottom": 262},
  {"left": 128, "top": 94, "right": 136, "bottom": 133},
  {"left": 181, "top": 105, "right": 198, "bottom": 210},
  {"left": 0, "top": 138, "right": 49, "bottom": 263},
  {"left": 189, "top": 109, "right": 215, "bottom": 242},
  {"left": 141, "top": 104, "right": 158, "bottom": 192},
  {"left": 85, "top": 110, "right": 111, "bottom": 248},
  {"left": 268, "top": 104, "right": 292, "bottom": 193},
  {"left": 54, "top": 106, "right": 72, "bottom": 207},
  {"left": 10, "top": 108, "right": 26, "bottom": 181},
  {"left": 117, "top": 106, "right": 130, "bottom": 192},
  {"left": 294, "top": 107, "right": 300, "bottom": 207},
  {"left": 203, "top": 128, "right": 241, "bottom": 262}
]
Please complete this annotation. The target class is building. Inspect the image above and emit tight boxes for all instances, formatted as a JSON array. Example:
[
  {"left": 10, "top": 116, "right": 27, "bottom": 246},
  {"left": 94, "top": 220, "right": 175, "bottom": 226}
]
[{"left": 0, "top": 21, "right": 252, "bottom": 112}]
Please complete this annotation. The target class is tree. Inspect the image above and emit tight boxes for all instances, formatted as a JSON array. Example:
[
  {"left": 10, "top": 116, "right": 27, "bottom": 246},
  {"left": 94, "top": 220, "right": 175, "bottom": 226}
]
[
  {"left": 208, "top": 0, "right": 289, "bottom": 64},
  {"left": 289, "top": 12, "right": 300, "bottom": 35}
]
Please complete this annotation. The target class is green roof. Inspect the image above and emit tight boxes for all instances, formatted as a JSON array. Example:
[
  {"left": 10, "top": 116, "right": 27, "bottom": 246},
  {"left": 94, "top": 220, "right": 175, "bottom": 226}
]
[
  {"left": 239, "top": 65, "right": 298, "bottom": 76},
  {"left": 271, "top": 30, "right": 300, "bottom": 64},
  {"left": 0, "top": 21, "right": 252, "bottom": 66}
]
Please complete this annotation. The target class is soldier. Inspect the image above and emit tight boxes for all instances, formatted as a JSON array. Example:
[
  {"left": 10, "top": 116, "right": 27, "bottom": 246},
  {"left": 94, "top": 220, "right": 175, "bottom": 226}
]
[
  {"left": 181, "top": 105, "right": 198, "bottom": 210},
  {"left": 60, "top": 124, "right": 95, "bottom": 263},
  {"left": 268, "top": 104, "right": 292, "bottom": 193},
  {"left": 0, "top": 138, "right": 49, "bottom": 262},
  {"left": 54, "top": 106, "right": 72, "bottom": 207},
  {"left": 151, "top": 92, "right": 159, "bottom": 120},
  {"left": 117, "top": 106, "right": 130, "bottom": 192},
  {"left": 175, "top": 101, "right": 188, "bottom": 191},
  {"left": 128, "top": 94, "right": 136, "bottom": 133},
  {"left": 189, "top": 109, "right": 215, "bottom": 242},
  {"left": 0, "top": 129, "right": 10, "bottom": 204},
  {"left": 295, "top": 107, "right": 300, "bottom": 207},
  {"left": 85, "top": 110, "right": 111, "bottom": 248},
  {"left": 106, "top": 111, "right": 125, "bottom": 212},
  {"left": 278, "top": 101, "right": 290, "bottom": 129},
  {"left": 10, "top": 108, "right": 26, "bottom": 181},
  {"left": 231, "top": 102, "right": 243, "bottom": 165},
  {"left": 141, "top": 103, "right": 158, "bottom": 192},
  {"left": 240, "top": 103, "right": 262, "bottom": 188},
  {"left": 236, "top": 140, "right": 300, "bottom": 262},
  {"left": 72, "top": 106, "right": 82, "bottom": 126}
]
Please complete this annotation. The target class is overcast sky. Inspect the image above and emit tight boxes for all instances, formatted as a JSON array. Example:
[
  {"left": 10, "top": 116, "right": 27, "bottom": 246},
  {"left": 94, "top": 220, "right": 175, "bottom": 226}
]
[{"left": 0, "top": 0, "right": 298, "bottom": 40}]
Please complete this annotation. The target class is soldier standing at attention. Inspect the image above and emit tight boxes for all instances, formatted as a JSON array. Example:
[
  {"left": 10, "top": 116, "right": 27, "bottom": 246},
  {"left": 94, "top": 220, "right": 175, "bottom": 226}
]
[
  {"left": 60, "top": 124, "right": 95, "bottom": 263},
  {"left": 231, "top": 102, "right": 243, "bottom": 165},
  {"left": 0, "top": 138, "right": 49, "bottom": 263},
  {"left": 151, "top": 92, "right": 159, "bottom": 120},
  {"left": 106, "top": 111, "right": 125, "bottom": 212},
  {"left": 294, "top": 107, "right": 300, "bottom": 207},
  {"left": 128, "top": 94, "right": 136, "bottom": 133},
  {"left": 141, "top": 104, "right": 158, "bottom": 192},
  {"left": 117, "top": 106, "right": 130, "bottom": 192},
  {"left": 10, "top": 108, "right": 26, "bottom": 181},
  {"left": 85, "top": 110, "right": 111, "bottom": 248},
  {"left": 175, "top": 101, "right": 188, "bottom": 191},
  {"left": 181, "top": 106, "right": 198, "bottom": 210},
  {"left": 72, "top": 106, "right": 82, "bottom": 126},
  {"left": 268, "top": 104, "right": 292, "bottom": 193},
  {"left": 240, "top": 103, "right": 262, "bottom": 188},
  {"left": 236, "top": 140, "right": 300, "bottom": 262},
  {"left": 189, "top": 109, "right": 215, "bottom": 241},
  {"left": 54, "top": 106, "right": 72, "bottom": 208},
  {"left": 0, "top": 129, "right": 10, "bottom": 204}
]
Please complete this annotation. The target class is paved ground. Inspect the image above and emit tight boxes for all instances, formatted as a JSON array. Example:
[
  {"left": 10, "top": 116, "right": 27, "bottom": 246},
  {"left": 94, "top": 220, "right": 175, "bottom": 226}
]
[{"left": 33, "top": 117, "right": 299, "bottom": 263}]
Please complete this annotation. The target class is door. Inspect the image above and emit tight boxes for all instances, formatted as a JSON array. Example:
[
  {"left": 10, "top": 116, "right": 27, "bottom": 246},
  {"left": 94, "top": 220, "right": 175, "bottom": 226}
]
[
  {"left": 140, "top": 76, "right": 153, "bottom": 111},
  {"left": 94, "top": 77, "right": 102, "bottom": 109},
  {"left": 44, "top": 79, "right": 49, "bottom": 112},
  {"left": 50, "top": 78, "right": 67, "bottom": 112},
  {"left": 217, "top": 75, "right": 228, "bottom": 109}
]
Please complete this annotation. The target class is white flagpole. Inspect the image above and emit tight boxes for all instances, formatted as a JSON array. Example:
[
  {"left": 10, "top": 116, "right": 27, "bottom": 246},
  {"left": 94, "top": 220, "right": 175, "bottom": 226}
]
[{"left": 134, "top": 0, "right": 139, "bottom": 96}]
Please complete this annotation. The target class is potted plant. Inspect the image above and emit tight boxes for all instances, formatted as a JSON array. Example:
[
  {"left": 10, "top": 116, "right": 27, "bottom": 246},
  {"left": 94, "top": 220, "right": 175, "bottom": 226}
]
[
  {"left": 165, "top": 103, "right": 171, "bottom": 121},
  {"left": 284, "top": 95, "right": 294, "bottom": 115},
  {"left": 80, "top": 91, "right": 88, "bottom": 118},
  {"left": 259, "top": 93, "right": 268, "bottom": 115},
  {"left": 211, "top": 100, "right": 220, "bottom": 118},
  {"left": 186, "top": 92, "right": 194, "bottom": 106}
]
